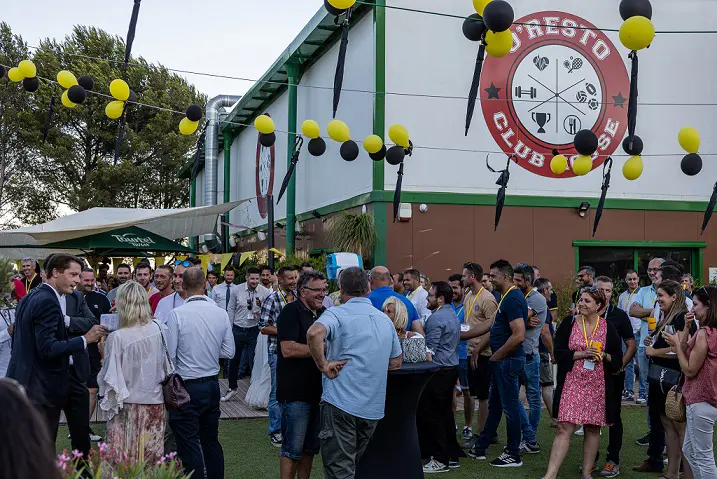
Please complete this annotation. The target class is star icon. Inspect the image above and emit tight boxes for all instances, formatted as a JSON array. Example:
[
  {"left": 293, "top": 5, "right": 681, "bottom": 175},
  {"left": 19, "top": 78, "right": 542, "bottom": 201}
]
[
  {"left": 485, "top": 83, "right": 501, "bottom": 100},
  {"left": 612, "top": 92, "right": 626, "bottom": 108}
]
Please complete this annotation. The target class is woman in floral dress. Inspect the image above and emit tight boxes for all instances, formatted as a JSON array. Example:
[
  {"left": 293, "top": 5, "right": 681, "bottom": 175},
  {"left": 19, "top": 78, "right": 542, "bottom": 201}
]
[{"left": 543, "top": 287, "right": 623, "bottom": 479}]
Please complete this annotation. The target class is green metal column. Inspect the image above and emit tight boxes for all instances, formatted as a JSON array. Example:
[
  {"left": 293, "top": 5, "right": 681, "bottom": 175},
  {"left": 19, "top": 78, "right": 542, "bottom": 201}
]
[
  {"left": 223, "top": 130, "right": 232, "bottom": 252},
  {"left": 189, "top": 177, "right": 197, "bottom": 250},
  {"left": 371, "top": 0, "right": 387, "bottom": 267},
  {"left": 286, "top": 62, "right": 300, "bottom": 257}
]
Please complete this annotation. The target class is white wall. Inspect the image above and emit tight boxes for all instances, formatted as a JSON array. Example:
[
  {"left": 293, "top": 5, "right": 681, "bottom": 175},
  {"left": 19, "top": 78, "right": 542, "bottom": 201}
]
[{"left": 385, "top": 0, "right": 717, "bottom": 202}]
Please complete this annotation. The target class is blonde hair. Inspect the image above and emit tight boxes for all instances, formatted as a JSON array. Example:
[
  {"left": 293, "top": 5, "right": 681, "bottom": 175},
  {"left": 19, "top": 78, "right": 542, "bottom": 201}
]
[
  {"left": 116, "top": 281, "right": 152, "bottom": 329},
  {"left": 383, "top": 296, "right": 408, "bottom": 331}
]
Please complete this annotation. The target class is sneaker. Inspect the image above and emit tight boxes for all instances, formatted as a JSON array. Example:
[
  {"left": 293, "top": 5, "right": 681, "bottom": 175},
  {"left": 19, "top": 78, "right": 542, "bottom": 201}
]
[
  {"left": 448, "top": 460, "right": 460, "bottom": 469},
  {"left": 467, "top": 447, "right": 487, "bottom": 460},
  {"left": 490, "top": 452, "right": 523, "bottom": 468},
  {"left": 575, "top": 426, "right": 585, "bottom": 436},
  {"left": 220, "top": 389, "right": 238, "bottom": 402},
  {"left": 463, "top": 434, "right": 478, "bottom": 449},
  {"left": 622, "top": 392, "right": 634, "bottom": 402},
  {"left": 461, "top": 426, "right": 473, "bottom": 440},
  {"left": 423, "top": 458, "right": 449, "bottom": 473},
  {"left": 636, "top": 397, "right": 647, "bottom": 405},
  {"left": 600, "top": 461, "right": 620, "bottom": 477},
  {"left": 270, "top": 432, "right": 283, "bottom": 447},
  {"left": 520, "top": 441, "right": 540, "bottom": 454},
  {"left": 632, "top": 460, "right": 663, "bottom": 473},
  {"left": 635, "top": 432, "right": 651, "bottom": 446},
  {"left": 88, "top": 428, "right": 102, "bottom": 442}
]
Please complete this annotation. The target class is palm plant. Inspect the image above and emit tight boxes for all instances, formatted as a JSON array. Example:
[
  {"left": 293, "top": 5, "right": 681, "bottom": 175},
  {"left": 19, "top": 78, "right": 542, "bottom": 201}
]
[{"left": 326, "top": 211, "right": 377, "bottom": 264}]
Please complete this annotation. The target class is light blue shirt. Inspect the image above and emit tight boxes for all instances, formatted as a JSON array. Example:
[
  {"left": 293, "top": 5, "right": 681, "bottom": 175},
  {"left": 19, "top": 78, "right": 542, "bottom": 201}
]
[
  {"left": 317, "top": 297, "right": 402, "bottom": 421},
  {"left": 635, "top": 285, "right": 657, "bottom": 346},
  {"left": 425, "top": 305, "right": 460, "bottom": 367}
]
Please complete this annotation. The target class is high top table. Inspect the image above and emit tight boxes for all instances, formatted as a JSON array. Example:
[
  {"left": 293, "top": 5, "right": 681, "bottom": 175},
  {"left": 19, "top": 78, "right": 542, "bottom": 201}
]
[{"left": 356, "top": 362, "right": 439, "bottom": 479}]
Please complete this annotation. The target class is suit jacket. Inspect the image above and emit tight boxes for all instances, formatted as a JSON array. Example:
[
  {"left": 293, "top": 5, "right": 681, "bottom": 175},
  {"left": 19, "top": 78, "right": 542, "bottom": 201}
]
[
  {"left": 65, "top": 290, "right": 98, "bottom": 383},
  {"left": 7, "top": 285, "right": 86, "bottom": 407}
]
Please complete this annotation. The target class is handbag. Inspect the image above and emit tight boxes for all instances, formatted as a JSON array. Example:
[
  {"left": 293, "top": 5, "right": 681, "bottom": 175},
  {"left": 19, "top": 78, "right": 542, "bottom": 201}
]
[
  {"left": 665, "top": 375, "right": 686, "bottom": 423},
  {"left": 154, "top": 321, "right": 190, "bottom": 410},
  {"left": 648, "top": 363, "right": 681, "bottom": 391}
]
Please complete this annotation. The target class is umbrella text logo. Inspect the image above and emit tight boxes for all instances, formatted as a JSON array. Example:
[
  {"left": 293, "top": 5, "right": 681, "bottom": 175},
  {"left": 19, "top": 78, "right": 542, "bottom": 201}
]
[{"left": 111, "top": 233, "right": 156, "bottom": 248}]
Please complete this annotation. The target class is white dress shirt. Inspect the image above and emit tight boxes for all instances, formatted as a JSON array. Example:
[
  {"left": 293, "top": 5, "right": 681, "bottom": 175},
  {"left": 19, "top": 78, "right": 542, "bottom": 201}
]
[
  {"left": 0, "top": 309, "right": 14, "bottom": 377},
  {"left": 407, "top": 285, "right": 430, "bottom": 325},
  {"left": 211, "top": 282, "right": 238, "bottom": 312},
  {"left": 165, "top": 295, "right": 235, "bottom": 380},
  {"left": 43, "top": 283, "right": 87, "bottom": 352},
  {"left": 227, "top": 282, "right": 271, "bottom": 328},
  {"left": 155, "top": 292, "right": 216, "bottom": 324}
]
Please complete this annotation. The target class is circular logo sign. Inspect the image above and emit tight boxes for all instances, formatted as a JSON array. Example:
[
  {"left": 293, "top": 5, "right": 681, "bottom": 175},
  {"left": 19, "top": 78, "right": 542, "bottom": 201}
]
[
  {"left": 481, "top": 11, "right": 629, "bottom": 178},
  {"left": 255, "top": 113, "right": 275, "bottom": 219}
]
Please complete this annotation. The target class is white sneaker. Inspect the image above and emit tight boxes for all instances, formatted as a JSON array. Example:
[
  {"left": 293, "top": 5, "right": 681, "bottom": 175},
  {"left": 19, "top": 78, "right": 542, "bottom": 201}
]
[
  {"left": 89, "top": 433, "right": 102, "bottom": 441},
  {"left": 423, "top": 458, "right": 450, "bottom": 473},
  {"left": 220, "top": 389, "right": 237, "bottom": 402},
  {"left": 575, "top": 426, "right": 584, "bottom": 436},
  {"left": 461, "top": 426, "right": 473, "bottom": 440}
]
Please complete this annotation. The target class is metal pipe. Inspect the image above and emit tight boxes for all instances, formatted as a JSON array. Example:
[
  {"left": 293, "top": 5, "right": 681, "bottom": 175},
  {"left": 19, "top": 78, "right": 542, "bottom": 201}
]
[
  {"left": 268, "top": 194, "right": 275, "bottom": 270},
  {"left": 189, "top": 177, "right": 196, "bottom": 250},
  {"left": 222, "top": 130, "right": 232, "bottom": 252},
  {"left": 204, "top": 94, "right": 241, "bottom": 242},
  {"left": 285, "top": 64, "right": 300, "bottom": 256}
]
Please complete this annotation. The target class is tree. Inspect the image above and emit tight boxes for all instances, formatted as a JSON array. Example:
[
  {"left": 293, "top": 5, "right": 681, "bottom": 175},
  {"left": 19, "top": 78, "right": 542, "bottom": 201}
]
[{"left": 7, "top": 24, "right": 206, "bottom": 222}]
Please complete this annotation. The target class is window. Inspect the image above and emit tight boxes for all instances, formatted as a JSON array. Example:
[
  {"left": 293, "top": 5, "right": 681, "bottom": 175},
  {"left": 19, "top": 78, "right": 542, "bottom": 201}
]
[{"left": 579, "top": 247, "right": 633, "bottom": 280}]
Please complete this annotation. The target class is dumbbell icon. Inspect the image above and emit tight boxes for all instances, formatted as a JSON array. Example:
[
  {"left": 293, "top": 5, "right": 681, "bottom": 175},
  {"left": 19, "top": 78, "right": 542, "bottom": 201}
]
[{"left": 514, "top": 86, "right": 537, "bottom": 99}]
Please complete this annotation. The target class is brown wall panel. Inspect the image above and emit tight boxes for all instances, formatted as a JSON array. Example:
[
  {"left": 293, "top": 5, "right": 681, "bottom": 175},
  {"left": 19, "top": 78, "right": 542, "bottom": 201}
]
[
  {"left": 473, "top": 206, "right": 534, "bottom": 269},
  {"left": 385, "top": 203, "right": 414, "bottom": 273},
  {"left": 644, "top": 211, "right": 700, "bottom": 241},
  {"left": 411, "top": 203, "right": 474, "bottom": 277},
  {"left": 587, "top": 209, "right": 646, "bottom": 241},
  {"left": 533, "top": 207, "right": 587, "bottom": 281}
]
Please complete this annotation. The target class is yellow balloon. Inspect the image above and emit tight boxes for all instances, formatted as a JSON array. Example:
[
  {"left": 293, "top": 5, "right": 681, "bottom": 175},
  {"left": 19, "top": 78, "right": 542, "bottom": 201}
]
[
  {"left": 328, "top": 0, "right": 355, "bottom": 9},
  {"left": 105, "top": 100, "right": 125, "bottom": 119},
  {"left": 678, "top": 127, "right": 700, "bottom": 154},
  {"left": 18, "top": 60, "right": 36, "bottom": 78},
  {"left": 301, "top": 120, "right": 321, "bottom": 139},
  {"left": 619, "top": 16, "right": 655, "bottom": 51},
  {"left": 388, "top": 124, "right": 410, "bottom": 148},
  {"left": 572, "top": 155, "right": 593, "bottom": 176},
  {"left": 179, "top": 117, "right": 199, "bottom": 135},
  {"left": 623, "top": 155, "right": 644, "bottom": 180},
  {"left": 363, "top": 135, "right": 384, "bottom": 154},
  {"left": 473, "top": 0, "right": 492, "bottom": 15},
  {"left": 254, "top": 115, "right": 275, "bottom": 134},
  {"left": 485, "top": 29, "right": 513, "bottom": 58},
  {"left": 327, "top": 120, "right": 350, "bottom": 143},
  {"left": 7, "top": 67, "right": 24, "bottom": 82},
  {"left": 550, "top": 155, "right": 568, "bottom": 175},
  {"left": 57, "top": 70, "right": 78, "bottom": 89},
  {"left": 109, "top": 79, "right": 130, "bottom": 101},
  {"left": 61, "top": 90, "right": 77, "bottom": 109}
]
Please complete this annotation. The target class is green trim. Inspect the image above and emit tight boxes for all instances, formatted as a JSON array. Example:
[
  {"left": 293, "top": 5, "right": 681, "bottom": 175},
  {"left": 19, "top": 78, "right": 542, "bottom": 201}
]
[
  {"left": 574, "top": 246, "right": 579, "bottom": 273},
  {"left": 696, "top": 248, "right": 704, "bottom": 283},
  {"left": 572, "top": 240, "right": 707, "bottom": 248},
  {"left": 373, "top": 202, "right": 387, "bottom": 267},
  {"left": 371, "top": 1, "right": 386, "bottom": 265},
  {"left": 222, "top": 130, "right": 233, "bottom": 252},
  {"left": 189, "top": 177, "right": 197, "bottom": 250},
  {"left": 633, "top": 248, "right": 639, "bottom": 272},
  {"left": 286, "top": 63, "right": 300, "bottom": 257}
]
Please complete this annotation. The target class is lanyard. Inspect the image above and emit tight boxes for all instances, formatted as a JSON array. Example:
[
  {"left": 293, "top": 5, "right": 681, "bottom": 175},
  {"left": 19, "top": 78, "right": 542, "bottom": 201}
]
[
  {"left": 408, "top": 288, "right": 419, "bottom": 300},
  {"left": 525, "top": 288, "right": 535, "bottom": 299},
  {"left": 627, "top": 288, "right": 638, "bottom": 305},
  {"left": 277, "top": 288, "right": 293, "bottom": 306},
  {"left": 25, "top": 274, "right": 36, "bottom": 292},
  {"left": 186, "top": 297, "right": 207, "bottom": 303},
  {"left": 581, "top": 315, "right": 600, "bottom": 348},
  {"left": 465, "top": 287, "right": 484, "bottom": 316},
  {"left": 453, "top": 302, "right": 464, "bottom": 318},
  {"left": 497, "top": 286, "right": 516, "bottom": 310},
  {"left": 435, "top": 305, "right": 443, "bottom": 314}
]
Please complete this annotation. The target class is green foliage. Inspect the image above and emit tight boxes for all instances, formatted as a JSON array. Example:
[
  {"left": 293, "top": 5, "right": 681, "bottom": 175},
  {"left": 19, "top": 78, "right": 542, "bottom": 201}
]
[
  {"left": 326, "top": 212, "right": 377, "bottom": 265},
  {"left": 57, "top": 446, "right": 189, "bottom": 479}
]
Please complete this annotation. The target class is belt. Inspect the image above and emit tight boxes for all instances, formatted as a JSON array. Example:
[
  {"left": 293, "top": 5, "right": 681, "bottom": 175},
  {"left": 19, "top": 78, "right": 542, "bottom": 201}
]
[
  {"left": 184, "top": 375, "right": 218, "bottom": 384},
  {"left": 525, "top": 354, "right": 535, "bottom": 361},
  {"left": 233, "top": 324, "right": 259, "bottom": 330},
  {"left": 440, "top": 366, "right": 456, "bottom": 371}
]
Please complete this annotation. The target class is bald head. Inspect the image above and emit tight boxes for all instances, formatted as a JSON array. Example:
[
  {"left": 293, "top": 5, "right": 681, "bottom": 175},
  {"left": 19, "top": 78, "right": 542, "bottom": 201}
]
[
  {"left": 182, "top": 267, "right": 206, "bottom": 296},
  {"left": 370, "top": 266, "right": 391, "bottom": 288}
]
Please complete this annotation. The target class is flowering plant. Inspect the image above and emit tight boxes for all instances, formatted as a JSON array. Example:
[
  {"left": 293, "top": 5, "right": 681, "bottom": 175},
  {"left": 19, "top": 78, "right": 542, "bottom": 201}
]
[{"left": 57, "top": 443, "right": 190, "bottom": 479}]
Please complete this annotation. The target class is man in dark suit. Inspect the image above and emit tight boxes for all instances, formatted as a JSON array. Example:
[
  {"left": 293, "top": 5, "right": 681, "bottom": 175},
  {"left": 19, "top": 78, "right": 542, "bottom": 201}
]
[{"left": 6, "top": 254, "right": 106, "bottom": 454}]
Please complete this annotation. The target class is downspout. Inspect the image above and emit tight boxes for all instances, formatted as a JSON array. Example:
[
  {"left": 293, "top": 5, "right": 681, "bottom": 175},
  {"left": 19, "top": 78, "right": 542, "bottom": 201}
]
[
  {"left": 222, "top": 130, "right": 232, "bottom": 252},
  {"left": 189, "top": 178, "right": 196, "bottom": 250},
  {"left": 286, "top": 63, "right": 300, "bottom": 257},
  {"left": 204, "top": 94, "right": 241, "bottom": 243}
]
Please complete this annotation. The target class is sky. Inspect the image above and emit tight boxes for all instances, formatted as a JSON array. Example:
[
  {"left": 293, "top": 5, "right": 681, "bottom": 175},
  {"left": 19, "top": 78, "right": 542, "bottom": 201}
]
[{"left": 3, "top": 0, "right": 325, "bottom": 98}]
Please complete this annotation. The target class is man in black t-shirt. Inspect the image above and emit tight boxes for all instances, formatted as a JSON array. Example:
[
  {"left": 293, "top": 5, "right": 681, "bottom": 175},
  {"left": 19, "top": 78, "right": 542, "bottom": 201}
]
[
  {"left": 276, "top": 271, "right": 327, "bottom": 479},
  {"left": 595, "top": 276, "right": 637, "bottom": 477}
]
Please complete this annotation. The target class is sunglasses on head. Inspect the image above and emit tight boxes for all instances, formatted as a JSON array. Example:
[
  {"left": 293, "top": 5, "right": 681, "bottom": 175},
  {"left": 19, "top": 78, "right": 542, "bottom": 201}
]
[
  {"left": 463, "top": 262, "right": 480, "bottom": 275},
  {"left": 174, "top": 260, "right": 192, "bottom": 267}
]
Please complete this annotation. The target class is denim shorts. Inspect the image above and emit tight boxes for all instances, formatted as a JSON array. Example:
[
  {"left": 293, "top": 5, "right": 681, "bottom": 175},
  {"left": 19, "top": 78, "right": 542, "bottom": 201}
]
[
  {"left": 280, "top": 401, "right": 321, "bottom": 460},
  {"left": 457, "top": 359, "right": 469, "bottom": 389}
]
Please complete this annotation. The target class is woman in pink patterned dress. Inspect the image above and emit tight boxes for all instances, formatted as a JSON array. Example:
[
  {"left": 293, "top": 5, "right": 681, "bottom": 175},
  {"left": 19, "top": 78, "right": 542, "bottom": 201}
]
[
  {"left": 543, "top": 288, "right": 623, "bottom": 479},
  {"left": 97, "top": 281, "right": 172, "bottom": 464}
]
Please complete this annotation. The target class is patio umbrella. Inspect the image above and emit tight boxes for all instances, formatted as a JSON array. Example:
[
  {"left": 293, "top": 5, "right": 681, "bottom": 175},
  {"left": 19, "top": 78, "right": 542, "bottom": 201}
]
[
  {"left": 592, "top": 157, "right": 614, "bottom": 237},
  {"left": 487, "top": 155, "right": 515, "bottom": 231},
  {"left": 392, "top": 142, "right": 413, "bottom": 222},
  {"left": 701, "top": 181, "right": 717, "bottom": 235},
  {"left": 465, "top": 39, "right": 487, "bottom": 136},
  {"left": 277, "top": 136, "right": 304, "bottom": 202},
  {"left": 332, "top": 10, "right": 351, "bottom": 118},
  {"left": 626, "top": 51, "right": 639, "bottom": 150}
]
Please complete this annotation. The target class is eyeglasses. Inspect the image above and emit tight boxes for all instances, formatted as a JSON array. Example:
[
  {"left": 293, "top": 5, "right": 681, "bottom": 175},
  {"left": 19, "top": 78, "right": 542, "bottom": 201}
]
[
  {"left": 174, "top": 260, "right": 192, "bottom": 267},
  {"left": 302, "top": 286, "right": 328, "bottom": 294}
]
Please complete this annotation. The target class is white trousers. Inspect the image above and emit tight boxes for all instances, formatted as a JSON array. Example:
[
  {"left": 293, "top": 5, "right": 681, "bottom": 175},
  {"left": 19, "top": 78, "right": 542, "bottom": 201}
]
[{"left": 683, "top": 402, "right": 717, "bottom": 479}]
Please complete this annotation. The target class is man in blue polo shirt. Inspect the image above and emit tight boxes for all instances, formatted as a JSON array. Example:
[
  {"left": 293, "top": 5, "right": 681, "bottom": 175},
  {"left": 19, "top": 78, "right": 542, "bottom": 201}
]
[
  {"left": 468, "top": 259, "right": 527, "bottom": 468},
  {"left": 368, "top": 266, "right": 424, "bottom": 335}
]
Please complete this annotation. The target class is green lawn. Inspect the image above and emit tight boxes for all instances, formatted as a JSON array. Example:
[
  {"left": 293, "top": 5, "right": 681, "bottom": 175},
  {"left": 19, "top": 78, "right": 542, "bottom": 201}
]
[{"left": 57, "top": 408, "right": 710, "bottom": 478}]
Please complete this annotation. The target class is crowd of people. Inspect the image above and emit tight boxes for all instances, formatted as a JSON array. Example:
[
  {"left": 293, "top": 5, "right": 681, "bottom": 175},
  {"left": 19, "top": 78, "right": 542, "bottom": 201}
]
[{"left": 0, "top": 254, "right": 716, "bottom": 479}]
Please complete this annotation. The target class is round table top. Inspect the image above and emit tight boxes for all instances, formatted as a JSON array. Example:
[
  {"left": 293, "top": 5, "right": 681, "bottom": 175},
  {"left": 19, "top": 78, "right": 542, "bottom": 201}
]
[{"left": 389, "top": 361, "right": 440, "bottom": 375}]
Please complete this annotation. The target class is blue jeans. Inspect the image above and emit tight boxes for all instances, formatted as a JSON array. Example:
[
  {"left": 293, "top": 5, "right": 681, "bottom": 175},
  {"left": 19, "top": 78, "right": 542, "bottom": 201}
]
[
  {"left": 280, "top": 401, "right": 320, "bottom": 460},
  {"left": 476, "top": 356, "right": 525, "bottom": 456},
  {"left": 227, "top": 325, "right": 259, "bottom": 389},
  {"left": 636, "top": 344, "right": 648, "bottom": 399},
  {"left": 168, "top": 378, "right": 223, "bottom": 479},
  {"left": 623, "top": 340, "right": 635, "bottom": 395},
  {"left": 518, "top": 354, "right": 541, "bottom": 444},
  {"left": 268, "top": 351, "right": 281, "bottom": 435}
]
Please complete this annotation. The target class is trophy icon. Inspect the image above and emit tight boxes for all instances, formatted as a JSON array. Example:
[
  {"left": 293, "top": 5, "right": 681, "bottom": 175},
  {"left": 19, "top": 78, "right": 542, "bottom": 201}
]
[{"left": 532, "top": 112, "right": 551, "bottom": 134}]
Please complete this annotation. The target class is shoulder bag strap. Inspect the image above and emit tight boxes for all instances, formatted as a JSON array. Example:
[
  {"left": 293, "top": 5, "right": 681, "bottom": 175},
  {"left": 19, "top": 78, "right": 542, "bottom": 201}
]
[{"left": 153, "top": 320, "right": 174, "bottom": 370}]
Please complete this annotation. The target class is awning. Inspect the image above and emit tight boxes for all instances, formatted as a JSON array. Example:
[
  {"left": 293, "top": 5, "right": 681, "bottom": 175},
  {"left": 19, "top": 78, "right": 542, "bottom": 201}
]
[{"left": 42, "top": 226, "right": 194, "bottom": 254}]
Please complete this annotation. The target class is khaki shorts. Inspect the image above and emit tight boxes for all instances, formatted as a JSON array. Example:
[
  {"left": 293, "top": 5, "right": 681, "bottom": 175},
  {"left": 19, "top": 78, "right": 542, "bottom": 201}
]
[{"left": 539, "top": 352, "right": 554, "bottom": 387}]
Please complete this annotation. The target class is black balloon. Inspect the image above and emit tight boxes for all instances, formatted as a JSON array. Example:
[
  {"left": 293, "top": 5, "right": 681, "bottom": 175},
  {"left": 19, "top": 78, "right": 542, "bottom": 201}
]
[
  {"left": 622, "top": 134, "right": 644, "bottom": 155},
  {"left": 77, "top": 75, "right": 94, "bottom": 91},
  {"left": 67, "top": 85, "right": 87, "bottom": 104},
  {"left": 324, "top": 0, "right": 345, "bottom": 16},
  {"left": 386, "top": 145, "right": 405, "bottom": 165},
  {"left": 0, "top": 65, "right": 6, "bottom": 79},
  {"left": 482, "top": 0, "right": 514, "bottom": 33},
  {"left": 574, "top": 129, "right": 598, "bottom": 156},
  {"left": 308, "top": 138, "right": 326, "bottom": 156},
  {"left": 128, "top": 90, "right": 137, "bottom": 103},
  {"left": 681, "top": 153, "right": 703, "bottom": 176},
  {"left": 619, "top": 0, "right": 652, "bottom": 20},
  {"left": 186, "top": 104, "right": 202, "bottom": 122},
  {"left": 259, "top": 132, "right": 276, "bottom": 148},
  {"left": 340, "top": 140, "right": 359, "bottom": 162},
  {"left": 22, "top": 76, "right": 40, "bottom": 92},
  {"left": 369, "top": 145, "right": 387, "bottom": 162},
  {"left": 463, "top": 14, "right": 487, "bottom": 42}
]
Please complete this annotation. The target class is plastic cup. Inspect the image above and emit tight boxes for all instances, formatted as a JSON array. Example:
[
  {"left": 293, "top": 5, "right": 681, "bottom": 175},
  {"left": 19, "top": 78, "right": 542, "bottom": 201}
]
[
  {"left": 648, "top": 317, "right": 657, "bottom": 331},
  {"left": 593, "top": 341, "right": 603, "bottom": 355}
]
